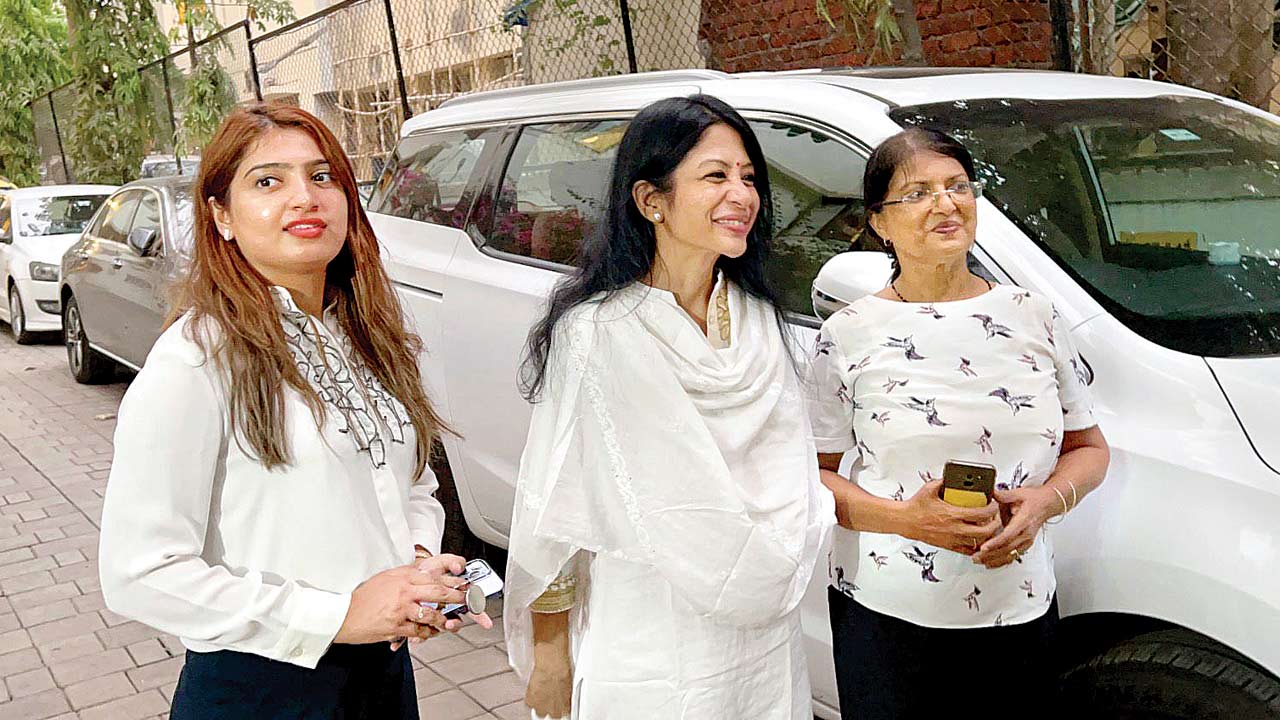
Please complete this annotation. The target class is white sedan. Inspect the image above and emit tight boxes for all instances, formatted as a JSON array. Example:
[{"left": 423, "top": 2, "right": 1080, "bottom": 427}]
[{"left": 0, "top": 184, "right": 115, "bottom": 343}]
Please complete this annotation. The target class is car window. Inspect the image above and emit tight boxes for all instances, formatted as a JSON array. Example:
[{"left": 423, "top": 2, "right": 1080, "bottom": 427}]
[
  {"left": 16, "top": 194, "right": 110, "bottom": 238},
  {"left": 0, "top": 195, "right": 11, "bottom": 243},
  {"left": 95, "top": 190, "right": 144, "bottom": 245},
  {"left": 487, "top": 120, "right": 625, "bottom": 265},
  {"left": 373, "top": 128, "right": 492, "bottom": 227},
  {"left": 130, "top": 192, "right": 162, "bottom": 251},
  {"left": 750, "top": 119, "right": 868, "bottom": 317}
]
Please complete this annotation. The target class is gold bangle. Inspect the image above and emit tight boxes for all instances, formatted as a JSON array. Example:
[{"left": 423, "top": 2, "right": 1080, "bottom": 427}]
[
  {"left": 1045, "top": 485, "right": 1069, "bottom": 525},
  {"left": 1068, "top": 481, "right": 1079, "bottom": 511}
]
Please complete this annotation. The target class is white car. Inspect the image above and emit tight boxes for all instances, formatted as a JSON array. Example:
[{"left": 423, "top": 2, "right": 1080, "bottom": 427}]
[
  {"left": 366, "top": 68, "right": 1280, "bottom": 718},
  {"left": 1, "top": 184, "right": 116, "bottom": 343}
]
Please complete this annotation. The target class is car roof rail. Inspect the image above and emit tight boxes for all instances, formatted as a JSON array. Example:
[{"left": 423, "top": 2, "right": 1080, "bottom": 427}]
[{"left": 438, "top": 69, "right": 730, "bottom": 110}]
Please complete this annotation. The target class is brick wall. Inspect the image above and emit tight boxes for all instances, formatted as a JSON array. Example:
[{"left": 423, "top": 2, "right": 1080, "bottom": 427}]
[{"left": 699, "top": 0, "right": 1057, "bottom": 73}]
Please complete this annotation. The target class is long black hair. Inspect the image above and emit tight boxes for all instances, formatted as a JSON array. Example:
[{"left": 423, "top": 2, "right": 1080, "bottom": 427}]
[
  {"left": 863, "top": 127, "right": 977, "bottom": 280},
  {"left": 519, "top": 94, "right": 789, "bottom": 401}
]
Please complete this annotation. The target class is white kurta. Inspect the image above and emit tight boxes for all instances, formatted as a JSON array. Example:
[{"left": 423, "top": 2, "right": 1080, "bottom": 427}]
[{"left": 505, "top": 279, "right": 833, "bottom": 719}]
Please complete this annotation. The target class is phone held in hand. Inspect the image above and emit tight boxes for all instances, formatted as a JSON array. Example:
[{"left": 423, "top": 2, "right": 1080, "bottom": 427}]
[
  {"left": 424, "top": 559, "right": 505, "bottom": 619},
  {"left": 940, "top": 460, "right": 997, "bottom": 508}
]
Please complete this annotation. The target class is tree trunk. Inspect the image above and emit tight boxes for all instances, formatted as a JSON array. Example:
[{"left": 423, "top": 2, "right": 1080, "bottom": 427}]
[{"left": 890, "top": 0, "right": 924, "bottom": 65}]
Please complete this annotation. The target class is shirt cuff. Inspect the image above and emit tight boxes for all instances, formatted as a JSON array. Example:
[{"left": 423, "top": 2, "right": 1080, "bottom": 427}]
[
  {"left": 410, "top": 528, "right": 442, "bottom": 558},
  {"left": 275, "top": 588, "right": 351, "bottom": 669}
]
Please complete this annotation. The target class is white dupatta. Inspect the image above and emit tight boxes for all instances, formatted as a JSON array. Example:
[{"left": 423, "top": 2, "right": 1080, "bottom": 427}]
[{"left": 504, "top": 279, "right": 834, "bottom": 681}]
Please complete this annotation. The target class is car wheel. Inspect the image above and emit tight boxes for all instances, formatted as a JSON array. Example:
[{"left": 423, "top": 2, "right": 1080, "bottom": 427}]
[
  {"left": 1060, "top": 629, "right": 1280, "bottom": 719},
  {"left": 8, "top": 285, "right": 34, "bottom": 344},
  {"left": 63, "top": 295, "right": 112, "bottom": 384}
]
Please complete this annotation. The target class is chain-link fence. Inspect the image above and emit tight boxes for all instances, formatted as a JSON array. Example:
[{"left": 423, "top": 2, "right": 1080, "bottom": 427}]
[
  {"left": 23, "top": 0, "right": 1280, "bottom": 186},
  {"left": 1079, "top": 0, "right": 1280, "bottom": 112}
]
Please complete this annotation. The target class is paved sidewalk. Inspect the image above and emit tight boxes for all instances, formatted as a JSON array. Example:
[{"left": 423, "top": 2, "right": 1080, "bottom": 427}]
[{"left": 0, "top": 331, "right": 529, "bottom": 720}]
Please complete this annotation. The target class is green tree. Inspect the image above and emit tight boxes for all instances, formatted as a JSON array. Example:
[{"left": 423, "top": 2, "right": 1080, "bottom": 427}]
[
  {"left": 164, "top": 0, "right": 294, "bottom": 153},
  {"left": 0, "top": 0, "right": 71, "bottom": 186},
  {"left": 63, "top": 0, "right": 167, "bottom": 183}
]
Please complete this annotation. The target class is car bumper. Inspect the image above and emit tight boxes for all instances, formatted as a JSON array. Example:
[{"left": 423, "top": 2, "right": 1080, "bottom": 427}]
[{"left": 15, "top": 277, "right": 62, "bottom": 331}]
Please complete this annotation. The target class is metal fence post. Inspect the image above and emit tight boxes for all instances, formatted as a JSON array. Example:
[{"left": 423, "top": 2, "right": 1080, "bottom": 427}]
[
  {"left": 245, "top": 20, "right": 264, "bottom": 102},
  {"left": 1049, "top": 0, "right": 1075, "bottom": 71},
  {"left": 382, "top": 0, "right": 413, "bottom": 119},
  {"left": 618, "top": 0, "right": 639, "bottom": 74},
  {"left": 47, "top": 94, "right": 71, "bottom": 184}
]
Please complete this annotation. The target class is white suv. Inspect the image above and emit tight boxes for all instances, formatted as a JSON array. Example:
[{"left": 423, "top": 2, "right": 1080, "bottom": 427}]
[{"left": 366, "top": 68, "right": 1280, "bottom": 718}]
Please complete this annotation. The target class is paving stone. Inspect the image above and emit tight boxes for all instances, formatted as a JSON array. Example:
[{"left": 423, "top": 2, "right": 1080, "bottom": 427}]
[
  {"left": 493, "top": 701, "right": 533, "bottom": 720},
  {"left": 433, "top": 647, "right": 511, "bottom": 685},
  {"left": 0, "top": 627, "right": 32, "bottom": 654},
  {"left": 16, "top": 599, "right": 75, "bottom": 627},
  {"left": 26, "top": 613, "right": 106, "bottom": 645},
  {"left": 65, "top": 671, "right": 136, "bottom": 710},
  {"left": 98, "top": 620, "right": 164, "bottom": 649},
  {"left": 126, "top": 656, "right": 184, "bottom": 691},
  {"left": 0, "top": 647, "right": 44, "bottom": 676},
  {"left": 460, "top": 671, "right": 525, "bottom": 709},
  {"left": 38, "top": 631, "right": 104, "bottom": 665},
  {"left": 0, "top": 687, "right": 70, "bottom": 719},
  {"left": 419, "top": 688, "right": 485, "bottom": 720},
  {"left": 414, "top": 666, "right": 452, "bottom": 697},
  {"left": 77, "top": 689, "right": 169, "bottom": 720},
  {"left": 4, "top": 666, "right": 55, "bottom": 697},
  {"left": 48, "top": 647, "right": 134, "bottom": 686},
  {"left": 9, "top": 582, "right": 82, "bottom": 611},
  {"left": 127, "top": 639, "right": 169, "bottom": 666}
]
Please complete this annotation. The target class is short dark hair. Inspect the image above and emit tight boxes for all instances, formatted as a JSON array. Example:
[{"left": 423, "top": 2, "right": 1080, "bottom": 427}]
[{"left": 862, "top": 128, "right": 976, "bottom": 280}]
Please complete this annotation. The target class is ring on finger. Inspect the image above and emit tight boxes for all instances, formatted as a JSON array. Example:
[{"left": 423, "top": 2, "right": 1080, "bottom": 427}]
[{"left": 416, "top": 605, "right": 426, "bottom": 622}]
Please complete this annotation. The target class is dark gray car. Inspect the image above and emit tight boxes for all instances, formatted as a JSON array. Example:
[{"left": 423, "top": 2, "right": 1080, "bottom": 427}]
[{"left": 59, "top": 176, "right": 194, "bottom": 383}]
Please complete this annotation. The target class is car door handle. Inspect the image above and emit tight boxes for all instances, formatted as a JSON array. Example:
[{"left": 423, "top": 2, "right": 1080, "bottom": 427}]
[{"left": 111, "top": 258, "right": 124, "bottom": 270}]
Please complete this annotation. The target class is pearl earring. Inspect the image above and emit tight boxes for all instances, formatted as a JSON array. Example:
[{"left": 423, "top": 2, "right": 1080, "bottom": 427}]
[
  {"left": 653, "top": 212, "right": 662, "bottom": 222},
  {"left": 220, "top": 227, "right": 233, "bottom": 241}
]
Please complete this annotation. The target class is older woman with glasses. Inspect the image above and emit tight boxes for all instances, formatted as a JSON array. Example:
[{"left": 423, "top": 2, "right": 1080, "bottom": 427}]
[{"left": 806, "top": 128, "right": 1111, "bottom": 718}]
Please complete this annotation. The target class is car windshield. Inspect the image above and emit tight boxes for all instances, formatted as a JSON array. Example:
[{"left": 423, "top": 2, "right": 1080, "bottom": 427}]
[
  {"left": 18, "top": 194, "right": 111, "bottom": 238},
  {"left": 892, "top": 96, "right": 1280, "bottom": 357}
]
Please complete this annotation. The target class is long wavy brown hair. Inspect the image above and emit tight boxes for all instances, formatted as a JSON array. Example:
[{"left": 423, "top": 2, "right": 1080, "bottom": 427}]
[{"left": 172, "top": 102, "right": 446, "bottom": 476}]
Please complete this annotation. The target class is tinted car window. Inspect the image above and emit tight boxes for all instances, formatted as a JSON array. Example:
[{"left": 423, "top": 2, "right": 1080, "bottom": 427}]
[
  {"left": 895, "top": 96, "right": 1280, "bottom": 357},
  {"left": 96, "top": 191, "right": 144, "bottom": 245},
  {"left": 15, "top": 194, "right": 109, "bottom": 238},
  {"left": 488, "top": 120, "right": 624, "bottom": 265},
  {"left": 751, "top": 120, "right": 868, "bottom": 317},
  {"left": 374, "top": 128, "right": 491, "bottom": 227}
]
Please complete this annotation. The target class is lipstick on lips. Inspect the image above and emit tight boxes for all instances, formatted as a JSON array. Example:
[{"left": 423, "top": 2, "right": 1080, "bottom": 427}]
[{"left": 285, "top": 218, "right": 327, "bottom": 239}]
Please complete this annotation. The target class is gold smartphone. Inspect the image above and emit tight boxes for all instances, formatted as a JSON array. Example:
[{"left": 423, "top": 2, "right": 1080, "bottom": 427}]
[{"left": 941, "top": 461, "right": 997, "bottom": 508}]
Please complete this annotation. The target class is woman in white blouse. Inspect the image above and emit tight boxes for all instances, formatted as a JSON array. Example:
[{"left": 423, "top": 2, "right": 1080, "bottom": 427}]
[
  {"left": 98, "top": 103, "right": 489, "bottom": 719},
  {"left": 505, "top": 95, "right": 833, "bottom": 719},
  {"left": 808, "top": 128, "right": 1111, "bottom": 718}
]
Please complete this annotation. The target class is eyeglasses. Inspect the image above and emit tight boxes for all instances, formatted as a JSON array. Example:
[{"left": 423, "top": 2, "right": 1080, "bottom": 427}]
[{"left": 874, "top": 180, "right": 985, "bottom": 209}]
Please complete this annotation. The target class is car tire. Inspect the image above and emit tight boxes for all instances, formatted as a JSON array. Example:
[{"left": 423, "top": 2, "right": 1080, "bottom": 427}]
[
  {"left": 63, "top": 295, "right": 112, "bottom": 384},
  {"left": 8, "top": 285, "right": 35, "bottom": 345},
  {"left": 1060, "top": 629, "right": 1280, "bottom": 719}
]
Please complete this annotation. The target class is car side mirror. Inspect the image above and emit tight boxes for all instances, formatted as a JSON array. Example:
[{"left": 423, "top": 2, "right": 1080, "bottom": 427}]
[
  {"left": 126, "top": 227, "right": 159, "bottom": 257},
  {"left": 811, "top": 251, "right": 894, "bottom": 320}
]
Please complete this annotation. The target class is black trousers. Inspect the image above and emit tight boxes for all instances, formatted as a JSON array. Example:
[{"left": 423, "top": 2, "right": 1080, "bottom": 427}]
[
  {"left": 829, "top": 587, "right": 1060, "bottom": 719},
  {"left": 170, "top": 643, "right": 418, "bottom": 720}
]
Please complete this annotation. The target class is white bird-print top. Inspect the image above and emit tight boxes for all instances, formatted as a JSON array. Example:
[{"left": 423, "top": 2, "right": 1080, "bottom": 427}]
[{"left": 807, "top": 284, "right": 1096, "bottom": 628}]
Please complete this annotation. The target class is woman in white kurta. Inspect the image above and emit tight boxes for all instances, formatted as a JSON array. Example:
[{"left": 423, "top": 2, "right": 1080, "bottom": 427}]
[
  {"left": 808, "top": 127, "right": 1111, "bottom": 719},
  {"left": 505, "top": 95, "right": 833, "bottom": 720}
]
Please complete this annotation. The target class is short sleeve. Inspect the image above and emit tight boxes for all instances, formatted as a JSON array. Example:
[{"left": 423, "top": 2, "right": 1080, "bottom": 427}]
[
  {"left": 1050, "top": 307, "right": 1097, "bottom": 431},
  {"left": 807, "top": 326, "right": 857, "bottom": 454}
]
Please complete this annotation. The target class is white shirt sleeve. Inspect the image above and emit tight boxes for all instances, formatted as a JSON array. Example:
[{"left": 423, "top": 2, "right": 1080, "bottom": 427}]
[
  {"left": 1050, "top": 307, "right": 1098, "bottom": 431},
  {"left": 807, "top": 320, "right": 858, "bottom": 454},
  {"left": 97, "top": 338, "right": 351, "bottom": 669},
  {"left": 406, "top": 460, "right": 445, "bottom": 556}
]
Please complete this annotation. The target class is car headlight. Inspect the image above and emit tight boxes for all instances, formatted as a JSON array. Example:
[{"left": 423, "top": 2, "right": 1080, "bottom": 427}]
[{"left": 29, "top": 262, "right": 59, "bottom": 282}]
